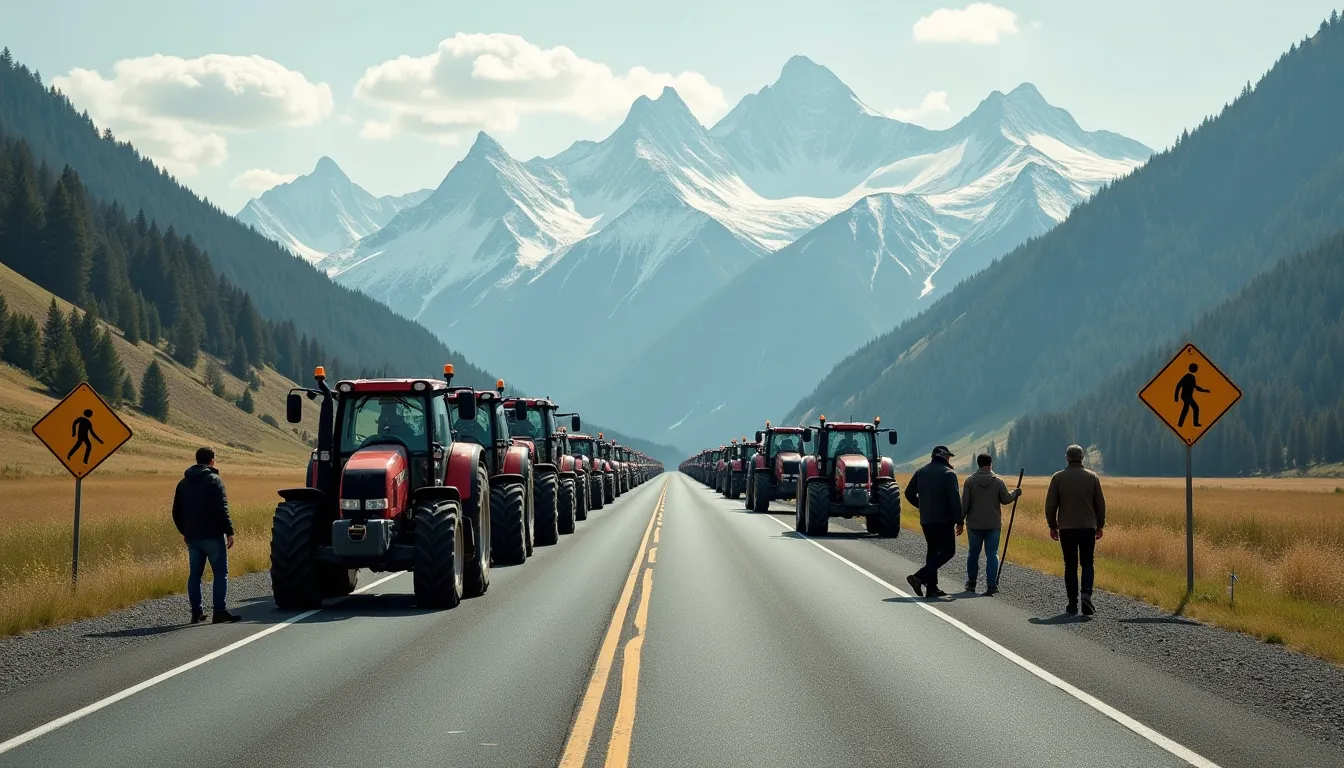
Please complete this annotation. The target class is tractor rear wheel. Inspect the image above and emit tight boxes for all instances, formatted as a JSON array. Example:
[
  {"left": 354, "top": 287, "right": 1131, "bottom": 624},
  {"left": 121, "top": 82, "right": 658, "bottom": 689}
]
[
  {"left": 868, "top": 481, "right": 902, "bottom": 538},
  {"left": 590, "top": 475, "right": 605, "bottom": 510},
  {"left": 271, "top": 501, "right": 321, "bottom": 610},
  {"left": 804, "top": 481, "right": 830, "bottom": 536},
  {"left": 320, "top": 566, "right": 359, "bottom": 597},
  {"left": 576, "top": 474, "right": 591, "bottom": 520},
  {"left": 604, "top": 474, "right": 615, "bottom": 504},
  {"left": 535, "top": 472, "right": 560, "bottom": 547},
  {"left": 464, "top": 464, "right": 491, "bottom": 598},
  {"left": 491, "top": 482, "right": 528, "bottom": 565},
  {"left": 558, "top": 478, "right": 577, "bottom": 535},
  {"left": 753, "top": 473, "right": 771, "bottom": 514},
  {"left": 413, "top": 501, "right": 463, "bottom": 609}
]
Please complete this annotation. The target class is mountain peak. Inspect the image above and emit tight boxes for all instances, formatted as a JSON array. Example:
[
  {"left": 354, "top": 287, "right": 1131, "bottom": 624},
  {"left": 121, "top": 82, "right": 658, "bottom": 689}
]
[
  {"left": 468, "top": 131, "right": 506, "bottom": 156},
  {"left": 623, "top": 85, "right": 698, "bottom": 128},
  {"left": 774, "top": 55, "right": 851, "bottom": 96},
  {"left": 311, "top": 155, "right": 347, "bottom": 180}
]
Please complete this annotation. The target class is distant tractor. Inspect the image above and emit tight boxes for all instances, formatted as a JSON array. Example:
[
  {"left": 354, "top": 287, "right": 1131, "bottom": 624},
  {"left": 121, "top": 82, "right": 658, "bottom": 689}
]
[
  {"left": 446, "top": 378, "right": 537, "bottom": 566},
  {"left": 746, "top": 423, "right": 806, "bottom": 513},
  {"left": 504, "top": 396, "right": 584, "bottom": 542},
  {"left": 794, "top": 416, "right": 901, "bottom": 537},
  {"left": 270, "top": 365, "right": 490, "bottom": 610},
  {"left": 568, "top": 433, "right": 606, "bottom": 511},
  {"left": 596, "top": 433, "right": 620, "bottom": 503},
  {"left": 721, "top": 438, "right": 757, "bottom": 500}
]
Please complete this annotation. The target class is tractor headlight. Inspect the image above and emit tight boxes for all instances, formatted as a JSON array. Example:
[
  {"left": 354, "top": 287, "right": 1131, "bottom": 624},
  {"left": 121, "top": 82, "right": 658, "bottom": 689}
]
[
  {"left": 365, "top": 498, "right": 389, "bottom": 511},
  {"left": 340, "top": 499, "right": 361, "bottom": 511}
]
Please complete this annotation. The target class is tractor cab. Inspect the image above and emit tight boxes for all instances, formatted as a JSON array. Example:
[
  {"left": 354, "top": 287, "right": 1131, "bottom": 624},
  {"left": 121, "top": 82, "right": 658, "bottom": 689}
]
[
  {"left": 444, "top": 378, "right": 521, "bottom": 477},
  {"left": 794, "top": 416, "right": 901, "bottom": 537}
]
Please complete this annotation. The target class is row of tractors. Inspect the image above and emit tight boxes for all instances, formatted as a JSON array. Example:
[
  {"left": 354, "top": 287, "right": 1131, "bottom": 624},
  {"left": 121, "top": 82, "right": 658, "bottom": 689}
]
[
  {"left": 269, "top": 365, "right": 663, "bottom": 610},
  {"left": 680, "top": 416, "right": 901, "bottom": 537}
]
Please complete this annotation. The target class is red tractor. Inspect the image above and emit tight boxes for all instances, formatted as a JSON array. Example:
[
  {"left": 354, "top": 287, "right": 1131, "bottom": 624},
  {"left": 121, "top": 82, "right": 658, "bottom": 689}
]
[
  {"left": 567, "top": 433, "right": 607, "bottom": 511},
  {"left": 503, "top": 396, "right": 584, "bottom": 542},
  {"left": 596, "top": 433, "right": 621, "bottom": 503},
  {"left": 445, "top": 378, "right": 537, "bottom": 566},
  {"left": 270, "top": 365, "right": 490, "bottom": 609},
  {"left": 794, "top": 416, "right": 901, "bottom": 537},
  {"left": 746, "top": 422, "right": 806, "bottom": 513},
  {"left": 719, "top": 438, "right": 758, "bottom": 499}
]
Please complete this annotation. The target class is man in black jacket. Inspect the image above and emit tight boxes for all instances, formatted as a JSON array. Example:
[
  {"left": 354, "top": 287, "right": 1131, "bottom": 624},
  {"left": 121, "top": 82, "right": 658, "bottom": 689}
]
[
  {"left": 904, "top": 446, "right": 964, "bottom": 598},
  {"left": 172, "top": 447, "right": 240, "bottom": 624}
]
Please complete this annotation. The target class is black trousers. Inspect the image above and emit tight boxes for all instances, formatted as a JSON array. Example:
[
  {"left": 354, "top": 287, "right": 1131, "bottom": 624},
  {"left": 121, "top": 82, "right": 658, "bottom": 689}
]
[
  {"left": 1059, "top": 528, "right": 1096, "bottom": 600},
  {"left": 916, "top": 523, "right": 957, "bottom": 588}
]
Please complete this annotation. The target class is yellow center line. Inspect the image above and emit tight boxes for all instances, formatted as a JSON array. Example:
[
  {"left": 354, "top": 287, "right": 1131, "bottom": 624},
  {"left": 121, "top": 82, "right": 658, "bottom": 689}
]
[
  {"left": 558, "top": 480, "right": 667, "bottom": 768},
  {"left": 646, "top": 547, "right": 657, "bottom": 564},
  {"left": 604, "top": 568, "right": 654, "bottom": 768}
]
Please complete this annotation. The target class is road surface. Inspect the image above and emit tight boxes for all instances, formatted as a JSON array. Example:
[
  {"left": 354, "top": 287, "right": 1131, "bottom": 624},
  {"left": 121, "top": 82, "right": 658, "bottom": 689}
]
[{"left": 0, "top": 473, "right": 1338, "bottom": 767}]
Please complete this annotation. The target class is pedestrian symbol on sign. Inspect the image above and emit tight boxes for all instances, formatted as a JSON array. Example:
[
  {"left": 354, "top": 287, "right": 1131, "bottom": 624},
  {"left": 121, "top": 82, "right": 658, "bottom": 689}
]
[
  {"left": 68, "top": 409, "right": 104, "bottom": 464},
  {"left": 1174, "top": 364, "right": 1211, "bottom": 429}
]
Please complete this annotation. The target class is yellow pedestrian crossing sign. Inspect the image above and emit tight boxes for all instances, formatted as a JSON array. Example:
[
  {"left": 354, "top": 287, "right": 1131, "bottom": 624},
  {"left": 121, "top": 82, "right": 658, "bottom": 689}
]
[
  {"left": 1138, "top": 343, "right": 1241, "bottom": 447},
  {"left": 32, "top": 382, "right": 133, "bottom": 479}
]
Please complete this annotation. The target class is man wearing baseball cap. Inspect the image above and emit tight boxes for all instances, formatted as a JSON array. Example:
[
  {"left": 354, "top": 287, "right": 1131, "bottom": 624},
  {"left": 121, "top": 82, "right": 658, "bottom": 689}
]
[{"left": 904, "top": 445, "right": 964, "bottom": 598}]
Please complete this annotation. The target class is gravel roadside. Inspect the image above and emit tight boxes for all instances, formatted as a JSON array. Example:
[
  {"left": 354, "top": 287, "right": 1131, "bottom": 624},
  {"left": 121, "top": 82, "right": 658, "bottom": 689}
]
[
  {"left": 0, "top": 571, "right": 274, "bottom": 695},
  {"left": 828, "top": 514, "right": 1344, "bottom": 750}
]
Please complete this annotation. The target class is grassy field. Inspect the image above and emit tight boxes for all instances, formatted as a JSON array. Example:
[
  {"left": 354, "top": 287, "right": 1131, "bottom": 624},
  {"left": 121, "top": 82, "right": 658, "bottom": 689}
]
[{"left": 898, "top": 472, "right": 1344, "bottom": 664}]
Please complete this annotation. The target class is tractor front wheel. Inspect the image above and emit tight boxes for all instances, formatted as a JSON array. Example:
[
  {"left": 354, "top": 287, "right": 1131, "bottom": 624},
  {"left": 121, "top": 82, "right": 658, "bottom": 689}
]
[
  {"left": 535, "top": 472, "right": 559, "bottom": 547},
  {"left": 491, "top": 482, "right": 528, "bottom": 565},
  {"left": 271, "top": 501, "right": 322, "bottom": 610},
  {"left": 604, "top": 474, "right": 616, "bottom": 504},
  {"left": 591, "top": 475, "right": 606, "bottom": 509},
  {"left": 576, "top": 474, "right": 591, "bottom": 519},
  {"left": 464, "top": 464, "right": 492, "bottom": 598},
  {"left": 753, "top": 473, "right": 771, "bottom": 514},
  {"left": 413, "top": 501, "right": 464, "bottom": 609},
  {"left": 868, "top": 481, "right": 902, "bottom": 538},
  {"left": 558, "top": 478, "right": 577, "bottom": 535},
  {"left": 804, "top": 481, "right": 830, "bottom": 536}
]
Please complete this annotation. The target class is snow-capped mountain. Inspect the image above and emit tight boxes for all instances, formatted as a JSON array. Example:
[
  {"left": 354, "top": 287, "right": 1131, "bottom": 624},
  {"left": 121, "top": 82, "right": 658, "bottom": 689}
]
[
  {"left": 235, "top": 157, "right": 430, "bottom": 263},
  {"left": 312, "top": 57, "right": 1150, "bottom": 444}
]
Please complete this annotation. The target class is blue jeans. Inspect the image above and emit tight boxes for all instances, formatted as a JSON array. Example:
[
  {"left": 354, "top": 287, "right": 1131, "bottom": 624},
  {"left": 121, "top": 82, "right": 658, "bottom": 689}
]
[
  {"left": 966, "top": 528, "right": 1001, "bottom": 587},
  {"left": 187, "top": 536, "right": 228, "bottom": 613}
]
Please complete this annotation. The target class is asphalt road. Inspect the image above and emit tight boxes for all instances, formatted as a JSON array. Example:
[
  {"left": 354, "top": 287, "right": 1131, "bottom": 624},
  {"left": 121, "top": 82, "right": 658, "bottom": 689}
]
[{"left": 0, "top": 473, "right": 1339, "bottom": 767}]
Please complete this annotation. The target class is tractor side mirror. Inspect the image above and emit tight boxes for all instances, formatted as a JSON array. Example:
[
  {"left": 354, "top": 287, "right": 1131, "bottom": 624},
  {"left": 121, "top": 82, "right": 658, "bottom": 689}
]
[
  {"left": 513, "top": 400, "right": 528, "bottom": 422},
  {"left": 286, "top": 392, "right": 303, "bottom": 424},
  {"left": 571, "top": 414, "right": 581, "bottom": 431},
  {"left": 755, "top": 430, "right": 763, "bottom": 443},
  {"left": 455, "top": 391, "right": 477, "bottom": 421},
  {"left": 802, "top": 428, "right": 813, "bottom": 443},
  {"left": 888, "top": 431, "right": 899, "bottom": 445}
]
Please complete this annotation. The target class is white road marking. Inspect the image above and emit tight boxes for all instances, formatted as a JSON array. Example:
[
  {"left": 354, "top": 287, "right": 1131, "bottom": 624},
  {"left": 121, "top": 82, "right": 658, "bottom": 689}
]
[
  {"left": 0, "top": 571, "right": 404, "bottom": 755},
  {"left": 760, "top": 512, "right": 1221, "bottom": 768}
]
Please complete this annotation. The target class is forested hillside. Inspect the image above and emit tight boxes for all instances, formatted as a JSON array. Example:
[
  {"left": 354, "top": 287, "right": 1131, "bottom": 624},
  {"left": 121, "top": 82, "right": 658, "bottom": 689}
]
[
  {"left": 785, "top": 12, "right": 1344, "bottom": 459},
  {"left": 1003, "top": 230, "right": 1344, "bottom": 477}
]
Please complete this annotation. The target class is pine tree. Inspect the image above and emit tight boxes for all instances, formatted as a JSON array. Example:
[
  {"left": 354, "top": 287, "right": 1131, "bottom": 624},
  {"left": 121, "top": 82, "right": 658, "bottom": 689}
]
[
  {"left": 87, "top": 329, "right": 126, "bottom": 403},
  {"left": 145, "top": 302, "right": 161, "bottom": 344},
  {"left": 0, "top": 295, "right": 8, "bottom": 360},
  {"left": 0, "top": 171, "right": 46, "bottom": 280},
  {"left": 237, "top": 388, "right": 255, "bottom": 414},
  {"left": 39, "top": 299, "right": 67, "bottom": 384},
  {"left": 3, "top": 314, "right": 40, "bottom": 373},
  {"left": 204, "top": 359, "right": 226, "bottom": 397},
  {"left": 121, "top": 296, "right": 142, "bottom": 344},
  {"left": 49, "top": 338, "right": 86, "bottom": 395},
  {"left": 1324, "top": 411, "right": 1343, "bottom": 464},
  {"left": 72, "top": 306, "right": 100, "bottom": 364},
  {"left": 40, "top": 174, "right": 92, "bottom": 303},
  {"left": 139, "top": 361, "right": 169, "bottom": 422},
  {"left": 120, "top": 372, "right": 137, "bottom": 404},
  {"left": 170, "top": 316, "right": 200, "bottom": 368},
  {"left": 230, "top": 337, "right": 249, "bottom": 379}
]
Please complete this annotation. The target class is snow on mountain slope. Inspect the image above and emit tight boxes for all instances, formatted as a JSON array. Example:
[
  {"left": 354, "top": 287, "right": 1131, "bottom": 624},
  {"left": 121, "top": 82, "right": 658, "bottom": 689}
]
[{"left": 235, "top": 156, "right": 429, "bottom": 262}]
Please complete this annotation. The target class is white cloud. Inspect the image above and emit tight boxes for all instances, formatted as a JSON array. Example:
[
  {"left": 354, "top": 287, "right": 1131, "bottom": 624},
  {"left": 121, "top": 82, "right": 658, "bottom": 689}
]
[
  {"left": 913, "top": 3, "right": 1020, "bottom": 44},
  {"left": 54, "top": 54, "right": 333, "bottom": 176},
  {"left": 359, "top": 120, "right": 394, "bottom": 140},
  {"left": 887, "top": 91, "right": 952, "bottom": 124},
  {"left": 354, "top": 33, "right": 727, "bottom": 142},
  {"left": 230, "top": 168, "right": 298, "bottom": 195}
]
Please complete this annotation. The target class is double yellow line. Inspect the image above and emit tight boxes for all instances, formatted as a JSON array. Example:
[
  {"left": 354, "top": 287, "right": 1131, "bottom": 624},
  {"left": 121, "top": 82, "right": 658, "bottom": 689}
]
[{"left": 559, "top": 481, "right": 667, "bottom": 768}]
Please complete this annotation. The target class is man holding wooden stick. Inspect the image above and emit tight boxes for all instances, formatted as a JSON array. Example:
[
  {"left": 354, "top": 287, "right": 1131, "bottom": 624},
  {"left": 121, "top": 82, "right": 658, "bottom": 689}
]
[{"left": 961, "top": 452, "right": 1022, "bottom": 595}]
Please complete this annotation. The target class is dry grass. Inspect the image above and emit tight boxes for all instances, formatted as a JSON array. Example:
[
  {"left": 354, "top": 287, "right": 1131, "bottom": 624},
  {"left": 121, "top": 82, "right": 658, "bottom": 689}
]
[
  {"left": 899, "top": 473, "right": 1344, "bottom": 663},
  {"left": 0, "top": 471, "right": 300, "bottom": 637}
]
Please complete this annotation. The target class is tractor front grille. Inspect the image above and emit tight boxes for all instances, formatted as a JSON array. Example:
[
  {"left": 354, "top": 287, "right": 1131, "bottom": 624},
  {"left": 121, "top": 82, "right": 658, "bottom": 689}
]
[
  {"left": 844, "top": 464, "right": 869, "bottom": 485},
  {"left": 780, "top": 459, "right": 800, "bottom": 475}
]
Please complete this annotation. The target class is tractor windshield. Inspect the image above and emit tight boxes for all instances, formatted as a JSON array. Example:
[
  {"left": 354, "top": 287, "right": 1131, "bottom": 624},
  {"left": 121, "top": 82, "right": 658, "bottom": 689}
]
[
  {"left": 827, "top": 429, "right": 876, "bottom": 461},
  {"left": 769, "top": 433, "right": 801, "bottom": 457},
  {"left": 506, "top": 404, "right": 545, "bottom": 439},
  {"left": 570, "top": 439, "right": 594, "bottom": 457},
  {"left": 452, "top": 405, "right": 492, "bottom": 446},
  {"left": 339, "top": 395, "right": 429, "bottom": 454}
]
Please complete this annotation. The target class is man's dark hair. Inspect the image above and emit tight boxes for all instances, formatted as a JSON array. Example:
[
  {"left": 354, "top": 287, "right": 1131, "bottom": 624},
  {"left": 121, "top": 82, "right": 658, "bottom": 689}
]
[
  {"left": 196, "top": 447, "right": 215, "bottom": 465},
  {"left": 977, "top": 453, "right": 992, "bottom": 468}
]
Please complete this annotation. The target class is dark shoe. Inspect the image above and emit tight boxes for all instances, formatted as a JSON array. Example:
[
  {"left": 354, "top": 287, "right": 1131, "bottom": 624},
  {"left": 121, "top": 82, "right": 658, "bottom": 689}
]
[
  {"left": 905, "top": 574, "right": 924, "bottom": 597},
  {"left": 1066, "top": 601, "right": 1078, "bottom": 615},
  {"left": 927, "top": 587, "right": 949, "bottom": 598},
  {"left": 1081, "top": 594, "right": 1095, "bottom": 616},
  {"left": 212, "top": 611, "right": 242, "bottom": 624},
  {"left": 191, "top": 611, "right": 207, "bottom": 624},
  {"left": 964, "top": 581, "right": 976, "bottom": 593},
  {"left": 984, "top": 585, "right": 998, "bottom": 596}
]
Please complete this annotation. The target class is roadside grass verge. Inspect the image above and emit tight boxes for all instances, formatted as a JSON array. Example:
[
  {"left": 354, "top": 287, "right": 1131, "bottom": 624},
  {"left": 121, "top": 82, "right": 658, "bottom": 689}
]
[{"left": 898, "top": 475, "right": 1344, "bottom": 664}]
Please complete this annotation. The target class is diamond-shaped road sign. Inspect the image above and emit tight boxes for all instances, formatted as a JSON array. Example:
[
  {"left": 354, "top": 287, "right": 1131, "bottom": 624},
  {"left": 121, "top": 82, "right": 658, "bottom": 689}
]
[
  {"left": 32, "top": 382, "right": 133, "bottom": 479},
  {"left": 1139, "top": 343, "right": 1241, "bottom": 447}
]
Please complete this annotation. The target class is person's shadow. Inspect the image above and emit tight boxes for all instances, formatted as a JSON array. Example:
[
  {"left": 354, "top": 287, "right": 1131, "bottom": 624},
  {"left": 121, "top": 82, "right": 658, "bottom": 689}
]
[{"left": 1029, "top": 614, "right": 1090, "bottom": 625}]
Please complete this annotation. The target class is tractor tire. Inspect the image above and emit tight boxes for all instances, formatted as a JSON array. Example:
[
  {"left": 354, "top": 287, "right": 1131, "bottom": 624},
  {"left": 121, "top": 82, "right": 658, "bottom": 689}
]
[
  {"left": 868, "top": 481, "right": 902, "bottom": 538},
  {"left": 590, "top": 475, "right": 605, "bottom": 510},
  {"left": 753, "top": 473, "right": 771, "bottom": 514},
  {"left": 535, "top": 472, "right": 559, "bottom": 547},
  {"left": 491, "top": 482, "right": 528, "bottom": 566},
  {"left": 320, "top": 565, "right": 359, "bottom": 597},
  {"left": 558, "top": 478, "right": 577, "bottom": 535},
  {"left": 804, "top": 481, "right": 830, "bottom": 536},
  {"left": 413, "top": 501, "right": 464, "bottom": 609},
  {"left": 730, "top": 473, "right": 744, "bottom": 500},
  {"left": 270, "top": 501, "right": 322, "bottom": 610},
  {"left": 576, "top": 475, "right": 591, "bottom": 520},
  {"left": 744, "top": 474, "right": 754, "bottom": 509},
  {"left": 793, "top": 491, "right": 805, "bottom": 532},
  {"left": 464, "top": 465, "right": 491, "bottom": 598},
  {"left": 524, "top": 480, "right": 536, "bottom": 558},
  {"left": 603, "top": 474, "right": 615, "bottom": 504}
]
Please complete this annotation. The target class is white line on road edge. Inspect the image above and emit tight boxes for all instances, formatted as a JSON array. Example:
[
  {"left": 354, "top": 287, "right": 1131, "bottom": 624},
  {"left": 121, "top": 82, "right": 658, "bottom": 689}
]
[
  {"left": 0, "top": 571, "right": 404, "bottom": 756},
  {"left": 762, "top": 514, "right": 1221, "bottom": 768}
]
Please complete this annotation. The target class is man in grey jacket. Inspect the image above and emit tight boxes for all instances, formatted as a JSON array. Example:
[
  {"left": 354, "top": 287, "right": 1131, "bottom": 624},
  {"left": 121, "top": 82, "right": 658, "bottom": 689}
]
[
  {"left": 961, "top": 453, "right": 1021, "bottom": 595},
  {"left": 1045, "top": 444, "right": 1106, "bottom": 616},
  {"left": 904, "top": 445, "right": 963, "bottom": 598}
]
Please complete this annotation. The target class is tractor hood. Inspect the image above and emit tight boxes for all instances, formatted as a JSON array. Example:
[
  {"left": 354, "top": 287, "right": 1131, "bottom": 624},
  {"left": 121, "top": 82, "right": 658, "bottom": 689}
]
[
  {"left": 339, "top": 446, "right": 409, "bottom": 520},
  {"left": 835, "top": 455, "right": 872, "bottom": 486}
]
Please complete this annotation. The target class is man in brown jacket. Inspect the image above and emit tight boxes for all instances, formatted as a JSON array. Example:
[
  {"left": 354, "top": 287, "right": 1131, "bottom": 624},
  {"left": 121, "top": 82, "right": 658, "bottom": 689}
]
[
  {"left": 1045, "top": 444, "right": 1106, "bottom": 615},
  {"left": 961, "top": 453, "right": 1021, "bottom": 595}
]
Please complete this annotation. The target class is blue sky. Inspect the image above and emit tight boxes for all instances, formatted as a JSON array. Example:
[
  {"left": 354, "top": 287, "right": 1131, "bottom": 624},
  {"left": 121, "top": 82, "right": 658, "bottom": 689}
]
[{"left": 8, "top": 1, "right": 1340, "bottom": 211}]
